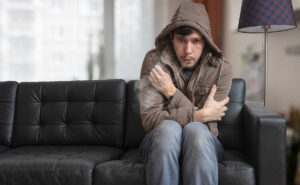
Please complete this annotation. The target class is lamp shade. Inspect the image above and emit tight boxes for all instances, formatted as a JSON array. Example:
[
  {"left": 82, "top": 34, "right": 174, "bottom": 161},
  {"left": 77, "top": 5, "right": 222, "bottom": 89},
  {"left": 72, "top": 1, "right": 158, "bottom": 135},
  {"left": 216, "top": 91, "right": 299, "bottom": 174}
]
[{"left": 238, "top": 0, "right": 297, "bottom": 33}]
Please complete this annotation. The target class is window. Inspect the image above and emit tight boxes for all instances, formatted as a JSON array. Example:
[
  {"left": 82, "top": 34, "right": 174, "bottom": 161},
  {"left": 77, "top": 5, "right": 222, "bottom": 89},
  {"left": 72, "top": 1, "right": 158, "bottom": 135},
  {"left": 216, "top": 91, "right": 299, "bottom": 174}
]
[
  {"left": 0, "top": 0, "right": 104, "bottom": 81},
  {"left": 8, "top": 63, "right": 35, "bottom": 81},
  {"left": 114, "top": 0, "right": 154, "bottom": 80},
  {"left": 51, "top": 51, "right": 65, "bottom": 64},
  {"left": 8, "top": 9, "right": 35, "bottom": 31},
  {"left": 51, "top": 0, "right": 64, "bottom": 12},
  {"left": 79, "top": 0, "right": 102, "bottom": 15},
  {"left": 50, "top": 25, "right": 65, "bottom": 40},
  {"left": 9, "top": 36, "right": 35, "bottom": 52},
  {"left": 0, "top": 0, "right": 155, "bottom": 81},
  {"left": 9, "top": 0, "right": 33, "bottom": 3},
  {"left": 79, "top": 25, "right": 101, "bottom": 43},
  {"left": 8, "top": 9, "right": 34, "bottom": 23}
]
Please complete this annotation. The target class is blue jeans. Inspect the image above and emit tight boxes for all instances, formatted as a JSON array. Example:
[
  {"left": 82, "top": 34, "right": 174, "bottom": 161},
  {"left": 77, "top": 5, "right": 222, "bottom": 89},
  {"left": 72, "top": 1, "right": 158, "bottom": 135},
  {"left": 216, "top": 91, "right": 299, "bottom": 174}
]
[{"left": 139, "top": 120, "right": 224, "bottom": 185}]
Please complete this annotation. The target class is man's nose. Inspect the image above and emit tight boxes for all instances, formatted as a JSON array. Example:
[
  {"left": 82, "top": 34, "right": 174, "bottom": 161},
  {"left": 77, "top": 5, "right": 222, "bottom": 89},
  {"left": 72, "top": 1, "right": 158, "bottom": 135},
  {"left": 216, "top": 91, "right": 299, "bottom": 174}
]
[{"left": 184, "top": 42, "right": 192, "bottom": 54}]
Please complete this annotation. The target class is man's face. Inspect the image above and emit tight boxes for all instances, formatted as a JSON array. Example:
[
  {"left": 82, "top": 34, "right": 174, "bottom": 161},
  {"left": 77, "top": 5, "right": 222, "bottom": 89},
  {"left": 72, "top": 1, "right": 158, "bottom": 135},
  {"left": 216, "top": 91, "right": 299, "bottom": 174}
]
[{"left": 171, "top": 31, "right": 205, "bottom": 69}]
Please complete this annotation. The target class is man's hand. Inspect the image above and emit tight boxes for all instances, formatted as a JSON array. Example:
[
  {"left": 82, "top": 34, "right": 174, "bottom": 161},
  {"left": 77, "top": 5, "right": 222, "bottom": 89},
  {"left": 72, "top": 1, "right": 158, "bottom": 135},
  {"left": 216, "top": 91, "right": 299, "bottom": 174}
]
[
  {"left": 195, "top": 85, "right": 229, "bottom": 122},
  {"left": 149, "top": 64, "right": 176, "bottom": 98}
]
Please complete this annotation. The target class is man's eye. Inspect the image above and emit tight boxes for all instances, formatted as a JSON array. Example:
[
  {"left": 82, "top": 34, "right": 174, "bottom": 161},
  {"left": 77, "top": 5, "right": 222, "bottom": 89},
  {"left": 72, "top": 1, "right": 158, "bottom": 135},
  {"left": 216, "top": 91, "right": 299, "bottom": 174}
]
[
  {"left": 177, "top": 38, "right": 185, "bottom": 43},
  {"left": 193, "top": 39, "right": 201, "bottom": 43}
]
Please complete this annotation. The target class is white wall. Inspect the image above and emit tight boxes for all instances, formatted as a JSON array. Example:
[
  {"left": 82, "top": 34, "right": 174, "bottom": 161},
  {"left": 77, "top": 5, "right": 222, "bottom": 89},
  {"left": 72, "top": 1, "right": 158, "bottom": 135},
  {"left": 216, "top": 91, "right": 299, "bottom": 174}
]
[
  {"left": 268, "top": 24, "right": 300, "bottom": 113},
  {"left": 223, "top": 0, "right": 300, "bottom": 114}
]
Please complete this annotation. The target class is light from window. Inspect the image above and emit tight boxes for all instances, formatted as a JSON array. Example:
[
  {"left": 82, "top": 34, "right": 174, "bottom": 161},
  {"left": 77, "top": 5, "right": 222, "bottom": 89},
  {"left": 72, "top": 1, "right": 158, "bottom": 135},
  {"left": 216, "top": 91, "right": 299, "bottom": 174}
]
[
  {"left": 0, "top": 0, "right": 104, "bottom": 81},
  {"left": 51, "top": 0, "right": 64, "bottom": 11}
]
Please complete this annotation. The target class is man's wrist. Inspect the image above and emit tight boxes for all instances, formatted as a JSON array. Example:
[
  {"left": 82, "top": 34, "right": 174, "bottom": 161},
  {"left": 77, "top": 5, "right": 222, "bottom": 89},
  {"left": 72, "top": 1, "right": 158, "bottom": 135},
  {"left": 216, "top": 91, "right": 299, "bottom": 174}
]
[
  {"left": 165, "top": 86, "right": 177, "bottom": 98},
  {"left": 196, "top": 108, "right": 207, "bottom": 123}
]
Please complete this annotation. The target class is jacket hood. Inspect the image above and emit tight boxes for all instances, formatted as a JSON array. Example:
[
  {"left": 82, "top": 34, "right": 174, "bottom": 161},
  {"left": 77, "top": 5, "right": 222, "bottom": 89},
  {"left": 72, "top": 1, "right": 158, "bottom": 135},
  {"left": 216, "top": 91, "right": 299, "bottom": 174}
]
[{"left": 155, "top": 2, "right": 222, "bottom": 56}]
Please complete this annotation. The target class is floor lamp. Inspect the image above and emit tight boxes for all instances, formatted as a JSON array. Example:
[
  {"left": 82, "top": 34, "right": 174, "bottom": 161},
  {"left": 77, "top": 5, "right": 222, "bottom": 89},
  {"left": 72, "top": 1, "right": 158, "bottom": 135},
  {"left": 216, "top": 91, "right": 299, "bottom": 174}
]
[{"left": 238, "top": 0, "right": 297, "bottom": 106}]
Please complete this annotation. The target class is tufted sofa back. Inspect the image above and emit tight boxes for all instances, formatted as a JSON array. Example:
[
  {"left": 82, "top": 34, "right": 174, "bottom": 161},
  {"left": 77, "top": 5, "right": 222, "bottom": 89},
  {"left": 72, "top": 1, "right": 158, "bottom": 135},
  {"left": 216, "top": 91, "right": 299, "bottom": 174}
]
[
  {"left": 217, "top": 79, "right": 246, "bottom": 150},
  {"left": 0, "top": 82, "right": 18, "bottom": 149},
  {"left": 124, "top": 80, "right": 145, "bottom": 148},
  {"left": 0, "top": 79, "right": 245, "bottom": 150},
  {"left": 12, "top": 80, "right": 126, "bottom": 147}
]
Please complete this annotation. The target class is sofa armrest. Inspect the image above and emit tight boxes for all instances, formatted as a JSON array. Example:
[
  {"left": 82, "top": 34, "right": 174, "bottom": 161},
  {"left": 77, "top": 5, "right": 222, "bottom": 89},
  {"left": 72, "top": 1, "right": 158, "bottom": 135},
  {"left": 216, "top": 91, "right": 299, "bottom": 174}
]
[{"left": 243, "top": 104, "right": 286, "bottom": 185}]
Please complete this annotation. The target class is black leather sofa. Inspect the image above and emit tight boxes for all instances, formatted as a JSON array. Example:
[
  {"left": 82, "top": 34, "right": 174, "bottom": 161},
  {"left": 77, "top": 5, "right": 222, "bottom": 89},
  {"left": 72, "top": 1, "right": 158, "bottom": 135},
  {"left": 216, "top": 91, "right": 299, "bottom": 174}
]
[{"left": 0, "top": 78, "right": 286, "bottom": 185}]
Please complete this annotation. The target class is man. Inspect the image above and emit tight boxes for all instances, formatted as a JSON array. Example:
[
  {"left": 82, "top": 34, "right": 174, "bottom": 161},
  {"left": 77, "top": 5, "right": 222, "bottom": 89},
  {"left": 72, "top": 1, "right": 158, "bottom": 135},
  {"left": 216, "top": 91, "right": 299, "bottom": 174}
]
[{"left": 139, "top": 2, "right": 232, "bottom": 185}]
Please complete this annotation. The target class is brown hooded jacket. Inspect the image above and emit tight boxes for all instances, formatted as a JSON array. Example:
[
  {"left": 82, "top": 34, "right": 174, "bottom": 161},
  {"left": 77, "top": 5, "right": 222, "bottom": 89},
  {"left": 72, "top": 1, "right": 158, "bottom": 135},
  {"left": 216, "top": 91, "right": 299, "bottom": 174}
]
[{"left": 139, "top": 2, "right": 232, "bottom": 137}]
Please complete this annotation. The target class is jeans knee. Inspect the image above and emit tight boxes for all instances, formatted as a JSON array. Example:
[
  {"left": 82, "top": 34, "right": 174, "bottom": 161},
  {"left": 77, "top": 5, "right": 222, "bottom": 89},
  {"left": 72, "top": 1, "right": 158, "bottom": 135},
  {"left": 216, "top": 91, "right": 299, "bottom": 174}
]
[
  {"left": 151, "top": 120, "right": 182, "bottom": 153},
  {"left": 183, "top": 122, "right": 213, "bottom": 148},
  {"left": 183, "top": 122, "right": 210, "bottom": 137},
  {"left": 157, "top": 120, "right": 182, "bottom": 131},
  {"left": 154, "top": 120, "right": 182, "bottom": 138}
]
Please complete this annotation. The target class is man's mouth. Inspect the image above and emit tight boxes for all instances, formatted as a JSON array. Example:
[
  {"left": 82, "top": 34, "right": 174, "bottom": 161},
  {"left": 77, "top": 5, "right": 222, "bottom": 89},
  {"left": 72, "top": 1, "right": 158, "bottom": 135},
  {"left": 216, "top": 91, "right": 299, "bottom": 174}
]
[
  {"left": 182, "top": 57, "right": 194, "bottom": 64},
  {"left": 184, "top": 59, "right": 193, "bottom": 63}
]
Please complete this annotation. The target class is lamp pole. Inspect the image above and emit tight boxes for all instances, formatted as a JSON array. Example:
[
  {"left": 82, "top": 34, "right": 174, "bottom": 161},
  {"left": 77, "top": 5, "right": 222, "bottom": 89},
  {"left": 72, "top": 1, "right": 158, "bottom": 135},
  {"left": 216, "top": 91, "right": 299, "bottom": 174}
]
[
  {"left": 238, "top": 0, "right": 296, "bottom": 108},
  {"left": 263, "top": 25, "right": 270, "bottom": 107}
]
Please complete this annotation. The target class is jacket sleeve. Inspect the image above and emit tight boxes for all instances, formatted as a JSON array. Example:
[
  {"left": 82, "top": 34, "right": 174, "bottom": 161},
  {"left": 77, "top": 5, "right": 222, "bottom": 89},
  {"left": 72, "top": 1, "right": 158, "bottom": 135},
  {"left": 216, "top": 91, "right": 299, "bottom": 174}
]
[
  {"left": 167, "top": 88, "right": 194, "bottom": 109},
  {"left": 207, "top": 59, "right": 233, "bottom": 136},
  {"left": 214, "top": 59, "right": 233, "bottom": 102},
  {"left": 139, "top": 51, "right": 197, "bottom": 133}
]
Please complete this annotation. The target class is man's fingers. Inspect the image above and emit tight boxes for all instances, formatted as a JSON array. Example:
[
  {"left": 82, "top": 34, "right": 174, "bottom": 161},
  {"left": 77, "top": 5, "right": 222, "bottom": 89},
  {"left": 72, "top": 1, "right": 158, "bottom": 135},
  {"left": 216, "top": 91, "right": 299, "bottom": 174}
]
[
  {"left": 156, "top": 64, "right": 171, "bottom": 77},
  {"left": 155, "top": 65, "right": 164, "bottom": 74},
  {"left": 157, "top": 63, "right": 170, "bottom": 75},
  {"left": 154, "top": 65, "right": 165, "bottom": 76},
  {"left": 225, "top": 97, "right": 230, "bottom": 104},
  {"left": 151, "top": 68, "right": 160, "bottom": 81},
  {"left": 220, "top": 96, "right": 230, "bottom": 105},
  {"left": 149, "top": 75, "right": 153, "bottom": 83},
  {"left": 149, "top": 75, "right": 157, "bottom": 83},
  {"left": 207, "top": 84, "right": 217, "bottom": 100},
  {"left": 223, "top": 106, "right": 228, "bottom": 112},
  {"left": 220, "top": 106, "right": 227, "bottom": 113},
  {"left": 149, "top": 71, "right": 155, "bottom": 81}
]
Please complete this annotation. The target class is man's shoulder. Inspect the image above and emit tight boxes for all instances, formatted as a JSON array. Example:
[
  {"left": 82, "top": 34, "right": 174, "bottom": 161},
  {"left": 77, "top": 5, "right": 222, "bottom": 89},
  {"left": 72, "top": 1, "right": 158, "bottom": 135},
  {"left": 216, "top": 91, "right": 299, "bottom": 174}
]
[
  {"left": 140, "top": 49, "right": 160, "bottom": 77},
  {"left": 144, "top": 49, "right": 160, "bottom": 61},
  {"left": 222, "top": 58, "right": 232, "bottom": 74},
  {"left": 142, "top": 49, "right": 161, "bottom": 68}
]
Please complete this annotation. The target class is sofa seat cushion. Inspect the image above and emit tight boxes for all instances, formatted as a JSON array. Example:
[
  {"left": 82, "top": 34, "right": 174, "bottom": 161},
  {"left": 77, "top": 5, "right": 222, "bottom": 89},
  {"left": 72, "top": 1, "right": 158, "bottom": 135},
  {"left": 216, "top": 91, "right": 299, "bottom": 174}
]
[
  {"left": 93, "top": 149, "right": 255, "bottom": 185},
  {"left": 0, "top": 145, "right": 123, "bottom": 185},
  {"left": 219, "top": 150, "right": 256, "bottom": 185},
  {"left": 0, "top": 145, "right": 9, "bottom": 154},
  {"left": 94, "top": 149, "right": 145, "bottom": 185}
]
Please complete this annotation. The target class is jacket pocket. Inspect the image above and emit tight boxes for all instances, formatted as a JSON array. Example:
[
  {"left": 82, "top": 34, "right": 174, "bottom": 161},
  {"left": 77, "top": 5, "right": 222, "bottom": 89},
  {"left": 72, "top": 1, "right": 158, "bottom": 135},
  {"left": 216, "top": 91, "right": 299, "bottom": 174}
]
[
  {"left": 194, "top": 85, "right": 211, "bottom": 108},
  {"left": 195, "top": 86, "right": 210, "bottom": 95}
]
